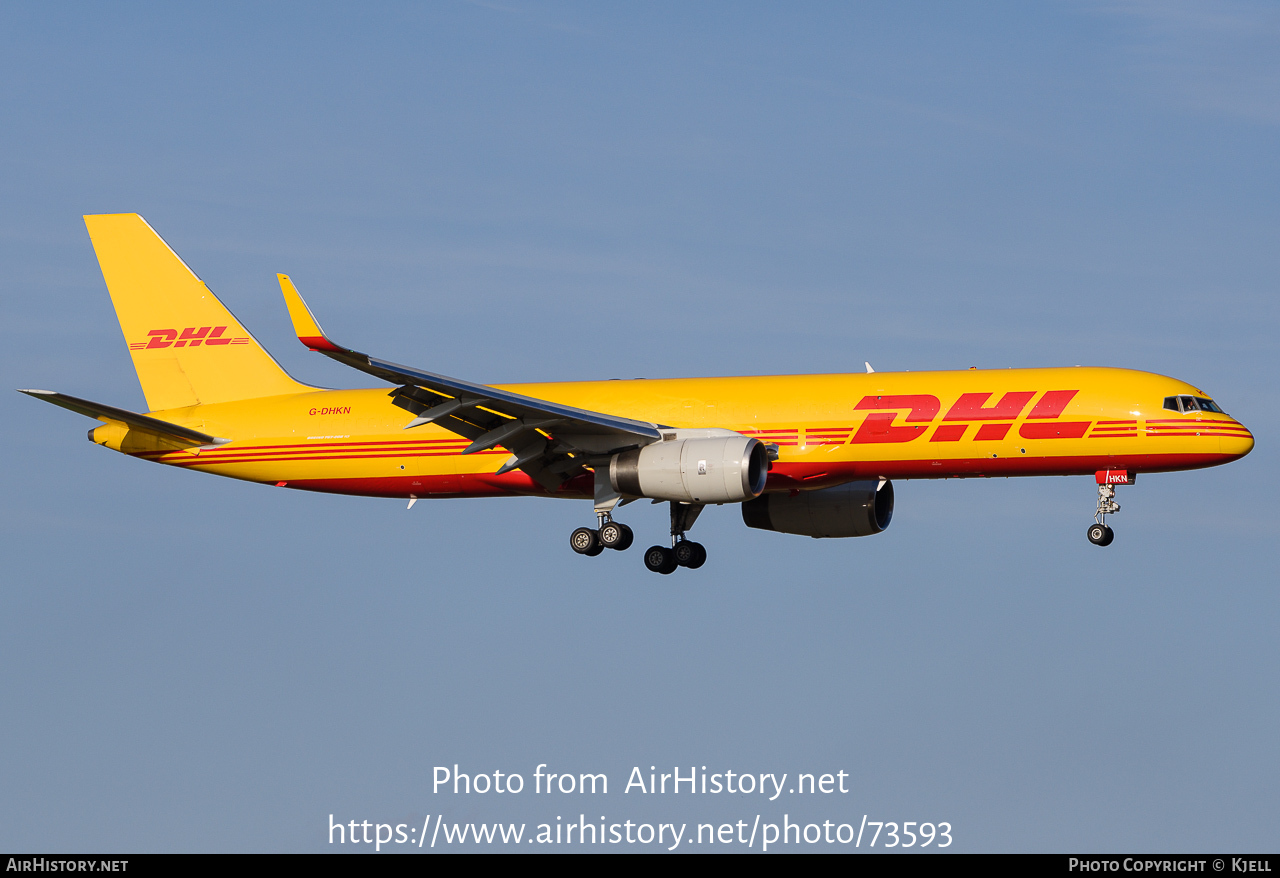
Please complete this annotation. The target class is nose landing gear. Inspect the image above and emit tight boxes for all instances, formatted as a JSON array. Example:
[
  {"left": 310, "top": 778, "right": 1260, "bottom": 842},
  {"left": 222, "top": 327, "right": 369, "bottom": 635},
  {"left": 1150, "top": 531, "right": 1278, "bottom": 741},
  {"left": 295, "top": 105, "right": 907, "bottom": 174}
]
[{"left": 1088, "top": 470, "right": 1132, "bottom": 547}]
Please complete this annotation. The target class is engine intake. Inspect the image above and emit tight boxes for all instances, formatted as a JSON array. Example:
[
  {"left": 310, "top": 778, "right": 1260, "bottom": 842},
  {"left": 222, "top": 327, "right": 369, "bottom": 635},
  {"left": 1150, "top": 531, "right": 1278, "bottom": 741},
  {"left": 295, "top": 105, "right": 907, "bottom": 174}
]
[
  {"left": 610, "top": 436, "right": 769, "bottom": 504},
  {"left": 742, "top": 479, "right": 894, "bottom": 538}
]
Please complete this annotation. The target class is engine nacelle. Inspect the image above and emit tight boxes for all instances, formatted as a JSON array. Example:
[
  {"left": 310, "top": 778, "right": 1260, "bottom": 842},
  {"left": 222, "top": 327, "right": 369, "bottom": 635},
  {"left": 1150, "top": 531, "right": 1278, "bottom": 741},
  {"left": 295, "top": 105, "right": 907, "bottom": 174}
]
[
  {"left": 741, "top": 479, "right": 894, "bottom": 538},
  {"left": 610, "top": 436, "right": 769, "bottom": 504}
]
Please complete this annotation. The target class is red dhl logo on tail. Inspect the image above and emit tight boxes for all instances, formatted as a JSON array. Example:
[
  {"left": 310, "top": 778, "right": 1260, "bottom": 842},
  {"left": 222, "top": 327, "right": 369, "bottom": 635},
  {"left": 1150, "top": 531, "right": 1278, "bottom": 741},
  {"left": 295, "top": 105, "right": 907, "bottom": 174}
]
[{"left": 128, "top": 327, "right": 252, "bottom": 350}]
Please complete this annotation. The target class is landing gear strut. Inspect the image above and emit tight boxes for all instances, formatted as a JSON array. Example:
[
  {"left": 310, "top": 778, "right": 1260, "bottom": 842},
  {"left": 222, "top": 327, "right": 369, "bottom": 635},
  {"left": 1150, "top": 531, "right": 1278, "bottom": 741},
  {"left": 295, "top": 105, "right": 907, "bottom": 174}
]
[
  {"left": 571, "top": 468, "right": 635, "bottom": 557},
  {"left": 643, "top": 502, "right": 706, "bottom": 574},
  {"left": 1087, "top": 481, "right": 1120, "bottom": 547}
]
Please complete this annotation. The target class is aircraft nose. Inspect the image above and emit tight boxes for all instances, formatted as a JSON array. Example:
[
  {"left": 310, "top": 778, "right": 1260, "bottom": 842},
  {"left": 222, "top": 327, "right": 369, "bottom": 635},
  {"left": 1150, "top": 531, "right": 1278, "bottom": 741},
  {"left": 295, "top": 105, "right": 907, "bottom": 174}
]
[{"left": 1220, "top": 420, "right": 1254, "bottom": 460}]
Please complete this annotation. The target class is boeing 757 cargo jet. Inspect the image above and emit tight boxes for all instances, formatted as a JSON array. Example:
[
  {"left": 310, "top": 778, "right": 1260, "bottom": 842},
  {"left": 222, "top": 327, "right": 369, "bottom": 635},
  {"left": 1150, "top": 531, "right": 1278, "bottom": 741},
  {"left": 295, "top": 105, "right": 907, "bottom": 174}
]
[{"left": 20, "top": 215, "right": 1254, "bottom": 573}]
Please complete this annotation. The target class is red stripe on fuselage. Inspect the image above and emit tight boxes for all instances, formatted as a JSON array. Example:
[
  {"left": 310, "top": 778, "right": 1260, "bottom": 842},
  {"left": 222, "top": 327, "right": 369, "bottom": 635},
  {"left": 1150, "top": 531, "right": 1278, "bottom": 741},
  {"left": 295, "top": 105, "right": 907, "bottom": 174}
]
[{"left": 250, "top": 450, "right": 1246, "bottom": 501}]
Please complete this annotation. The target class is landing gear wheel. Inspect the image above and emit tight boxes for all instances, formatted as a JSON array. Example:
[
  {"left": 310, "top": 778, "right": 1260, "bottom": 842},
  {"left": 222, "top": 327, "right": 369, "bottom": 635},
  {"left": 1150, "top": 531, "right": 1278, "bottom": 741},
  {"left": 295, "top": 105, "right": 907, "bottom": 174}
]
[
  {"left": 643, "top": 545, "right": 678, "bottom": 574},
  {"left": 1087, "top": 523, "right": 1114, "bottom": 546},
  {"left": 674, "top": 540, "right": 707, "bottom": 569},
  {"left": 599, "top": 522, "right": 634, "bottom": 551},
  {"left": 570, "top": 527, "right": 603, "bottom": 556}
]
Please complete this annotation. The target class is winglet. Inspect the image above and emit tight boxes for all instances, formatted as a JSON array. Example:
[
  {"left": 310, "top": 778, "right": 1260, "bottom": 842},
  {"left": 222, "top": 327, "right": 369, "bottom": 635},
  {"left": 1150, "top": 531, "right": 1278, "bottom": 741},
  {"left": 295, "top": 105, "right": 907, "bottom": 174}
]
[{"left": 278, "top": 274, "right": 345, "bottom": 353}]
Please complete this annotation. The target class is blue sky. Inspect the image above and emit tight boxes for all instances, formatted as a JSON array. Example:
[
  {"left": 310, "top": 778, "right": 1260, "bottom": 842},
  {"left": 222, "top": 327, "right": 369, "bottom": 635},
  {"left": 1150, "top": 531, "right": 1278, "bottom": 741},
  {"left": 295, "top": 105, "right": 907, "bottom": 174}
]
[{"left": 2, "top": 1, "right": 1277, "bottom": 852}]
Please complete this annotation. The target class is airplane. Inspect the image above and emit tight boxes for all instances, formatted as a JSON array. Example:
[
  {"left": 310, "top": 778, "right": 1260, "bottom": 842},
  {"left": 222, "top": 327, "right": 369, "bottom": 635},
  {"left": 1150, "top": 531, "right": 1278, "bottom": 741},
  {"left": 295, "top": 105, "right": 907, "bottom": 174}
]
[{"left": 20, "top": 214, "right": 1254, "bottom": 574}]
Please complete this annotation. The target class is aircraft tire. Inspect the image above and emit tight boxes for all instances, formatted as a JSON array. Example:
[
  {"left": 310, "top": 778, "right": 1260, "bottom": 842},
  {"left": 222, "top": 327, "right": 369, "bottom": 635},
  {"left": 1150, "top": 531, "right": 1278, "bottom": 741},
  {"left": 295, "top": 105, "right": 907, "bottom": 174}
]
[
  {"left": 571, "top": 527, "right": 602, "bottom": 555},
  {"left": 1087, "top": 523, "right": 1114, "bottom": 546},
  {"left": 600, "top": 522, "right": 634, "bottom": 551},
  {"left": 674, "top": 540, "right": 707, "bottom": 569},
  {"left": 644, "top": 545, "right": 678, "bottom": 574}
]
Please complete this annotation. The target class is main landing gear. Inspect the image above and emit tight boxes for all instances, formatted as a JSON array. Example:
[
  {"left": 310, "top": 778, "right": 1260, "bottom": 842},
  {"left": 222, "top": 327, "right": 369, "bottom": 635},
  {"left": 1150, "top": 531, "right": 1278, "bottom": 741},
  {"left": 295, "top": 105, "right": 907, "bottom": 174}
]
[
  {"left": 643, "top": 502, "right": 706, "bottom": 575},
  {"left": 570, "top": 510, "right": 635, "bottom": 557},
  {"left": 571, "top": 469, "right": 636, "bottom": 557},
  {"left": 1087, "top": 482, "right": 1120, "bottom": 547},
  {"left": 571, "top": 501, "right": 708, "bottom": 574}
]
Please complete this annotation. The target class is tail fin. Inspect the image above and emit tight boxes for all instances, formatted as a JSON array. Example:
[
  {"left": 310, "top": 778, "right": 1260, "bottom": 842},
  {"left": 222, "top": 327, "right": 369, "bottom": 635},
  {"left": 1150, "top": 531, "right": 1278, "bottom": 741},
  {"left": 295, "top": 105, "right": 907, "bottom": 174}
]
[{"left": 84, "top": 213, "right": 312, "bottom": 412}]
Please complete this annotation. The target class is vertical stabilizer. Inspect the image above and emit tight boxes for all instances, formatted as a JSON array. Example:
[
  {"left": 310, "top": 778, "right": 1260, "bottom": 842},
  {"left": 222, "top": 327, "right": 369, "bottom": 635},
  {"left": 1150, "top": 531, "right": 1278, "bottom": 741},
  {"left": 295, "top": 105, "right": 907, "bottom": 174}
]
[{"left": 84, "top": 214, "right": 311, "bottom": 411}]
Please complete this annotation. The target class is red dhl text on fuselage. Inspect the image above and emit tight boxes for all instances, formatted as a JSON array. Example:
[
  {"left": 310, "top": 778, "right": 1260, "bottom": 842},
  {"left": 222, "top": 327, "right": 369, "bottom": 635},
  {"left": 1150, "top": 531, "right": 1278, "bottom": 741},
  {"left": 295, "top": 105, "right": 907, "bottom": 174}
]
[{"left": 131, "top": 366, "right": 1253, "bottom": 500}]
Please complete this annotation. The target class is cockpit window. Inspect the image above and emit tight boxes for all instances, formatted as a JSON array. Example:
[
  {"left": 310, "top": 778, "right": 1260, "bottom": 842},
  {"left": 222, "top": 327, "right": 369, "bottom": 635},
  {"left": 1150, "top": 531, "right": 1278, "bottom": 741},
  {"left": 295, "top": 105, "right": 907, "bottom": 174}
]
[{"left": 1162, "top": 395, "right": 1226, "bottom": 414}]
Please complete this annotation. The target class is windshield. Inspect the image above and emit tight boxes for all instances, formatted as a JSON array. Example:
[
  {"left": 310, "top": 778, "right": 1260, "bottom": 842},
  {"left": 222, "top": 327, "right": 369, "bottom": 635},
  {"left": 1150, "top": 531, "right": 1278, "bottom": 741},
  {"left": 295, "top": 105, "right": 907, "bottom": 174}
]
[{"left": 1162, "top": 395, "right": 1226, "bottom": 414}]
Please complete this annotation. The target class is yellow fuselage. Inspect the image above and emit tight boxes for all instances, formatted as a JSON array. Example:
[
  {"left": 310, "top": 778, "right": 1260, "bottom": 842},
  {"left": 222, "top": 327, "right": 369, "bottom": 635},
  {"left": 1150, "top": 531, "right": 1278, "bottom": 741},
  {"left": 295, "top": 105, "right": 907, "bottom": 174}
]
[{"left": 101, "top": 366, "right": 1253, "bottom": 500}]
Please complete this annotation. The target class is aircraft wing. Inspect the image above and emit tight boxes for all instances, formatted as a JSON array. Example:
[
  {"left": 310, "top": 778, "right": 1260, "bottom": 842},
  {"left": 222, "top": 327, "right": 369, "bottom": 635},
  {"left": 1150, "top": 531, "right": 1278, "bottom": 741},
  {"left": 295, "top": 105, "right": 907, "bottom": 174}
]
[
  {"left": 17, "top": 389, "right": 229, "bottom": 447},
  {"left": 278, "top": 275, "right": 663, "bottom": 489}
]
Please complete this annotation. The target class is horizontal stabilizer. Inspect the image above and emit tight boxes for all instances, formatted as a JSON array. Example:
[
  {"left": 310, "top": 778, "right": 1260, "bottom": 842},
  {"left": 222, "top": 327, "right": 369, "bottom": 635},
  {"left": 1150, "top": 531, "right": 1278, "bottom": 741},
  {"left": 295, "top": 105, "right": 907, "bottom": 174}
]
[{"left": 17, "top": 389, "right": 228, "bottom": 446}]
